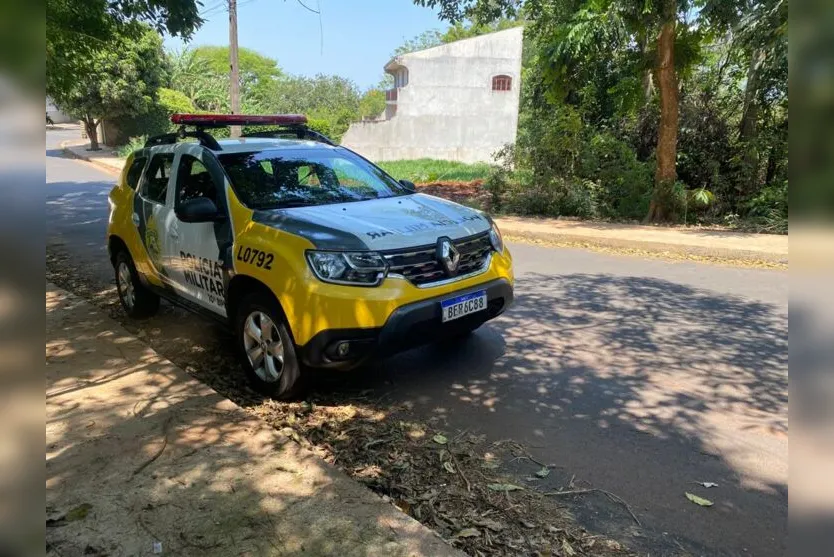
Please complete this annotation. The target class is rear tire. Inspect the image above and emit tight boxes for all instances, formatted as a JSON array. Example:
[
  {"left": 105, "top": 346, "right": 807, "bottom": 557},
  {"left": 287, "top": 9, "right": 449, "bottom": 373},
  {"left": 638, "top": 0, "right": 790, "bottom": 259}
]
[
  {"left": 234, "top": 292, "right": 302, "bottom": 400},
  {"left": 114, "top": 250, "right": 160, "bottom": 318}
]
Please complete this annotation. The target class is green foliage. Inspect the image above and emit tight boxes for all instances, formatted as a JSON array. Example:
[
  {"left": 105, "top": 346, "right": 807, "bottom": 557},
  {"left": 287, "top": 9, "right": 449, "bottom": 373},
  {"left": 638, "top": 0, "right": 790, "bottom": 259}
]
[
  {"left": 47, "top": 0, "right": 202, "bottom": 101},
  {"left": 111, "top": 87, "right": 195, "bottom": 145},
  {"left": 392, "top": 18, "right": 523, "bottom": 58},
  {"left": 358, "top": 89, "right": 386, "bottom": 120},
  {"left": 744, "top": 181, "right": 788, "bottom": 233},
  {"left": 49, "top": 24, "right": 168, "bottom": 148},
  {"left": 392, "top": 29, "right": 445, "bottom": 56},
  {"left": 378, "top": 159, "right": 493, "bottom": 183},
  {"left": 264, "top": 74, "right": 362, "bottom": 141},
  {"left": 191, "top": 45, "right": 282, "bottom": 107},
  {"left": 117, "top": 135, "right": 149, "bottom": 158},
  {"left": 167, "top": 47, "right": 229, "bottom": 111},
  {"left": 581, "top": 133, "right": 653, "bottom": 219},
  {"left": 409, "top": 0, "right": 787, "bottom": 229}
]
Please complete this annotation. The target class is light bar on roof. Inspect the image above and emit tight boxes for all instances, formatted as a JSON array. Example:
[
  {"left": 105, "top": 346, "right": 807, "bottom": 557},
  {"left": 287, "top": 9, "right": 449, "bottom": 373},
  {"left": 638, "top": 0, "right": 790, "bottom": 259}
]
[{"left": 170, "top": 113, "right": 308, "bottom": 127}]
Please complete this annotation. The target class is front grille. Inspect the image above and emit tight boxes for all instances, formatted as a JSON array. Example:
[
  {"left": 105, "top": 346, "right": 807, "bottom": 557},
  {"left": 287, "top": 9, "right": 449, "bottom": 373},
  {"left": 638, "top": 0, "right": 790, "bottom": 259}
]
[{"left": 383, "top": 233, "right": 492, "bottom": 286}]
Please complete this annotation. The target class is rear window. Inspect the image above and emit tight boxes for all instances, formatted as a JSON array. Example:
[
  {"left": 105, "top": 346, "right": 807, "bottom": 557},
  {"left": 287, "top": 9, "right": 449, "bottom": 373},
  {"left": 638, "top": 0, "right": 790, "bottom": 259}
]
[
  {"left": 218, "top": 149, "right": 410, "bottom": 210},
  {"left": 125, "top": 156, "right": 146, "bottom": 190},
  {"left": 140, "top": 154, "right": 174, "bottom": 204}
]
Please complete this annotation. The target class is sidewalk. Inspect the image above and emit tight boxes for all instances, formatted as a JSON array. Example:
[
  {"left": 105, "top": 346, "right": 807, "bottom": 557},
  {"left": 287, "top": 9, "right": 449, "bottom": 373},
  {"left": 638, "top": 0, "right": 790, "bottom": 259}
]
[
  {"left": 61, "top": 139, "right": 125, "bottom": 174},
  {"left": 46, "top": 283, "right": 462, "bottom": 557},
  {"left": 495, "top": 216, "right": 788, "bottom": 265},
  {"left": 61, "top": 140, "right": 787, "bottom": 265}
]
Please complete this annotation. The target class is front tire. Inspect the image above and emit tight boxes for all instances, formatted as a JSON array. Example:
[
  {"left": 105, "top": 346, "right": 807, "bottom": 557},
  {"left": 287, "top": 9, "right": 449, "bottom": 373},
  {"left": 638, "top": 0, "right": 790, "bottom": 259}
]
[
  {"left": 114, "top": 250, "right": 160, "bottom": 318},
  {"left": 234, "top": 292, "right": 302, "bottom": 399}
]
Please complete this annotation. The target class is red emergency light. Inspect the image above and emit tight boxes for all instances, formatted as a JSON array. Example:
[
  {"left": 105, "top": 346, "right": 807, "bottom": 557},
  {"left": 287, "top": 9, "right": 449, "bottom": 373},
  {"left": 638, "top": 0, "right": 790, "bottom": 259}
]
[{"left": 170, "top": 113, "right": 308, "bottom": 127}]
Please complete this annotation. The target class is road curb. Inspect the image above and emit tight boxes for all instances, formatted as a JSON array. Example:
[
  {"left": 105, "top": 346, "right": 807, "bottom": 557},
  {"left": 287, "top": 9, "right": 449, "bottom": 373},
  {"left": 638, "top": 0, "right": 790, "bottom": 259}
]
[
  {"left": 496, "top": 221, "right": 788, "bottom": 266},
  {"left": 60, "top": 140, "right": 123, "bottom": 175}
]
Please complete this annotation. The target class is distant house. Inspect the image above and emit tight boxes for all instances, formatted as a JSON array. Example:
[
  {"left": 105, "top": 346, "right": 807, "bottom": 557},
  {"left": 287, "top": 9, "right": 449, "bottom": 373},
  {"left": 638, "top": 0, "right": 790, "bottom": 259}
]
[
  {"left": 342, "top": 27, "right": 524, "bottom": 164},
  {"left": 46, "top": 97, "right": 74, "bottom": 124}
]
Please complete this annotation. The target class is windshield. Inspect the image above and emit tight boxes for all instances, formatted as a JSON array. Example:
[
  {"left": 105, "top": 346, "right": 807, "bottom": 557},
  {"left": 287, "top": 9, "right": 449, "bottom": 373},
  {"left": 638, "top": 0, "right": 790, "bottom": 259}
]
[{"left": 219, "top": 148, "right": 411, "bottom": 209}]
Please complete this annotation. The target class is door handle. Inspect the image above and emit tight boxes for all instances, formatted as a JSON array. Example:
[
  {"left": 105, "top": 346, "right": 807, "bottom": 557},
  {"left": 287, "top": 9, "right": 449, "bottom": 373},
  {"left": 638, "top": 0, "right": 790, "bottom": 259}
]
[{"left": 131, "top": 213, "right": 140, "bottom": 226}]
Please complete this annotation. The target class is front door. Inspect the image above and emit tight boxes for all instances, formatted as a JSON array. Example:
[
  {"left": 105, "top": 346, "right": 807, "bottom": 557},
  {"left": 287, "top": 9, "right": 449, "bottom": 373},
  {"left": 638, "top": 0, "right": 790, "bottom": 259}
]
[{"left": 161, "top": 145, "right": 229, "bottom": 317}]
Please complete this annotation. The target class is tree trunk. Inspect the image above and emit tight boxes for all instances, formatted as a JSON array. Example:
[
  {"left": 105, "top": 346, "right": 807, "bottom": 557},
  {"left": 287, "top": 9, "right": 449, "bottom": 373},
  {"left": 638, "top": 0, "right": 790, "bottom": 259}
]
[
  {"left": 645, "top": 1, "right": 679, "bottom": 223},
  {"left": 83, "top": 117, "right": 100, "bottom": 151},
  {"left": 738, "top": 48, "right": 766, "bottom": 196}
]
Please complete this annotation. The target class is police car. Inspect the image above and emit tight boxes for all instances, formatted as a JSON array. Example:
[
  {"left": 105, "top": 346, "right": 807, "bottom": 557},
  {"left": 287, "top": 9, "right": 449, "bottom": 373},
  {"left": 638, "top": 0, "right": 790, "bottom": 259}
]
[{"left": 107, "top": 114, "right": 514, "bottom": 398}]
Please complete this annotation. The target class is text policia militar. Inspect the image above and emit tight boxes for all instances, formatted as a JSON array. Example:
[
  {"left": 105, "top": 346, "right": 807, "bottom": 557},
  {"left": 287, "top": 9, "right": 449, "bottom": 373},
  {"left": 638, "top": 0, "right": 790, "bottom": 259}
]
[{"left": 180, "top": 251, "right": 225, "bottom": 305}]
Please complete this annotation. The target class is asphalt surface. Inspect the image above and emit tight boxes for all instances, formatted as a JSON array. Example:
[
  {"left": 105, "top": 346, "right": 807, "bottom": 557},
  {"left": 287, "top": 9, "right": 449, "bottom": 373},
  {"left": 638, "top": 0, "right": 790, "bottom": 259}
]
[{"left": 46, "top": 128, "right": 788, "bottom": 556}]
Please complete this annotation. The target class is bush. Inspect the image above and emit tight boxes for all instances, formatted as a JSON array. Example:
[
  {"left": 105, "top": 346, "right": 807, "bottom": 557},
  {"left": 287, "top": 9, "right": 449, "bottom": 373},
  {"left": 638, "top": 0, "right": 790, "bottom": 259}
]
[
  {"left": 744, "top": 181, "right": 788, "bottom": 233},
  {"left": 117, "top": 135, "right": 148, "bottom": 158},
  {"left": 492, "top": 170, "right": 599, "bottom": 219},
  {"left": 580, "top": 133, "right": 653, "bottom": 220},
  {"left": 110, "top": 88, "right": 196, "bottom": 145}
]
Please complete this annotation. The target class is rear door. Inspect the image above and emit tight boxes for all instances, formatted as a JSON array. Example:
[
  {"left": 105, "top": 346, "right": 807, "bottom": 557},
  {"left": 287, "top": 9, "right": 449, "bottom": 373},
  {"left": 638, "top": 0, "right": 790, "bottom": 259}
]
[{"left": 134, "top": 151, "right": 176, "bottom": 285}]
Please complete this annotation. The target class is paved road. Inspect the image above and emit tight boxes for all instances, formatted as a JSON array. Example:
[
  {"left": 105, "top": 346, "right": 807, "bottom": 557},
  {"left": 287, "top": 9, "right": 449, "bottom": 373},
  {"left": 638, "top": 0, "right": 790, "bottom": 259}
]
[{"left": 46, "top": 128, "right": 788, "bottom": 556}]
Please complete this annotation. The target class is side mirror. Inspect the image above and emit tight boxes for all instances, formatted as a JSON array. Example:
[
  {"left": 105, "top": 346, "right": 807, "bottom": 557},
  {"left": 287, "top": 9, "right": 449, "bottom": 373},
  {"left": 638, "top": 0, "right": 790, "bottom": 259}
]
[
  {"left": 177, "top": 197, "right": 223, "bottom": 223},
  {"left": 399, "top": 179, "right": 416, "bottom": 193}
]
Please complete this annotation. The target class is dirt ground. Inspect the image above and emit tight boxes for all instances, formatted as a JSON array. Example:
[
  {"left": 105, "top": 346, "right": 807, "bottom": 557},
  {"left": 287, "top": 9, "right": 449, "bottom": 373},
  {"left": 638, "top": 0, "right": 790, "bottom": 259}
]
[{"left": 47, "top": 252, "right": 638, "bottom": 557}]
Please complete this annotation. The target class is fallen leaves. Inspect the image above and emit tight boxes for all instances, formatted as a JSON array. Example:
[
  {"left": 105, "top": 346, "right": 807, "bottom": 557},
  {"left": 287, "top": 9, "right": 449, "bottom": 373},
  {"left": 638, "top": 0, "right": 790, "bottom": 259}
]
[
  {"left": 685, "top": 492, "right": 714, "bottom": 507},
  {"left": 433, "top": 434, "right": 448, "bottom": 445}
]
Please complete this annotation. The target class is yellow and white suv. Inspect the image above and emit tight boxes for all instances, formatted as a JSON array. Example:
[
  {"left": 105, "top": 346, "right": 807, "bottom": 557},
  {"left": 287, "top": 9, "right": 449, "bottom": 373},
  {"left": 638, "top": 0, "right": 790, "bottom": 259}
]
[{"left": 107, "top": 114, "right": 514, "bottom": 397}]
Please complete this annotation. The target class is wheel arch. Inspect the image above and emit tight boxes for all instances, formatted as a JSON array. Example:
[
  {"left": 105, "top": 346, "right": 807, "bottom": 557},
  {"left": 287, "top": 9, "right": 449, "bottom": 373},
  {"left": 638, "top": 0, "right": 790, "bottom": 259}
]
[
  {"left": 225, "top": 274, "right": 294, "bottom": 341},
  {"left": 108, "top": 235, "right": 129, "bottom": 266}
]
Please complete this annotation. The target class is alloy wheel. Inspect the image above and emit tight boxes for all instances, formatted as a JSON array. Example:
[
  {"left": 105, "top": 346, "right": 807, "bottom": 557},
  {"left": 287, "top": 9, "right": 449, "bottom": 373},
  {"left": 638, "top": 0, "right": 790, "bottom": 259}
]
[
  {"left": 242, "top": 311, "right": 285, "bottom": 383},
  {"left": 117, "top": 261, "right": 135, "bottom": 310}
]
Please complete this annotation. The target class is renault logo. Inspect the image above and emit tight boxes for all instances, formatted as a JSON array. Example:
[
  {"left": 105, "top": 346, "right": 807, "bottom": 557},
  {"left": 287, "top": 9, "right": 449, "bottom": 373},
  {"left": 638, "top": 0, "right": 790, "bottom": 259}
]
[{"left": 437, "top": 237, "right": 461, "bottom": 276}]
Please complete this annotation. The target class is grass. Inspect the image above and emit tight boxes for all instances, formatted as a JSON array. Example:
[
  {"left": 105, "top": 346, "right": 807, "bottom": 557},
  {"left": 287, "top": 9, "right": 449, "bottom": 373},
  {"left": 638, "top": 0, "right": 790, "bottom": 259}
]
[{"left": 378, "top": 158, "right": 493, "bottom": 183}]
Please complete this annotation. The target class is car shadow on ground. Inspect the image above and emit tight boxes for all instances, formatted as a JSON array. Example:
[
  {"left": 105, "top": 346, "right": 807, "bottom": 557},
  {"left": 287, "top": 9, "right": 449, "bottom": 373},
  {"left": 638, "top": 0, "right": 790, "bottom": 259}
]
[{"left": 307, "top": 272, "right": 788, "bottom": 555}]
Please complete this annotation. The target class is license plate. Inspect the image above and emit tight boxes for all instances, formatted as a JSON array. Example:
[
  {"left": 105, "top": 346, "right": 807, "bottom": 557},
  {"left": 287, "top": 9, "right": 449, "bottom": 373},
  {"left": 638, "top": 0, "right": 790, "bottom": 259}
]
[{"left": 441, "top": 290, "right": 487, "bottom": 322}]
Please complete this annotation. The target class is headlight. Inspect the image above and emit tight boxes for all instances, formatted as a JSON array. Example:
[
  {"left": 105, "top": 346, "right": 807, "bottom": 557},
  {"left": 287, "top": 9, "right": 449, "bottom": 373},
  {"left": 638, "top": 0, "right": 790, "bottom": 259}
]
[
  {"left": 489, "top": 221, "right": 504, "bottom": 253},
  {"left": 306, "top": 251, "right": 388, "bottom": 286}
]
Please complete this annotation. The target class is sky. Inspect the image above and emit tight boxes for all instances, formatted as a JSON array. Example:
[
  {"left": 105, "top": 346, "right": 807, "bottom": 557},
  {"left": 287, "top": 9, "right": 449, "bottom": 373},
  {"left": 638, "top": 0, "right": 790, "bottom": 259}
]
[{"left": 165, "top": 0, "right": 447, "bottom": 90}]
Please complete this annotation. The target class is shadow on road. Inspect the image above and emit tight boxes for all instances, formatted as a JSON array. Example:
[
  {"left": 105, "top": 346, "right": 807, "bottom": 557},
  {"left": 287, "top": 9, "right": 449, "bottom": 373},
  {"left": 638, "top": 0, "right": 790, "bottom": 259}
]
[{"left": 309, "top": 272, "right": 788, "bottom": 555}]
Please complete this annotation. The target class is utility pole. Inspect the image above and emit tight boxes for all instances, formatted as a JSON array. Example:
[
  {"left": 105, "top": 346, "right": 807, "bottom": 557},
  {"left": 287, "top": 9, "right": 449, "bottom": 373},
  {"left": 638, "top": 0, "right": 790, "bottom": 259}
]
[{"left": 228, "top": 0, "right": 241, "bottom": 137}]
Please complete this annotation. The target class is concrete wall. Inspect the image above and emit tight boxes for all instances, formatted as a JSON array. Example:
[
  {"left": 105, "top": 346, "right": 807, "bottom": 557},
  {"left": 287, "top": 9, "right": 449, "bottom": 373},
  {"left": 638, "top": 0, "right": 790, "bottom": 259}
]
[
  {"left": 46, "top": 97, "right": 75, "bottom": 124},
  {"left": 342, "top": 27, "right": 523, "bottom": 164}
]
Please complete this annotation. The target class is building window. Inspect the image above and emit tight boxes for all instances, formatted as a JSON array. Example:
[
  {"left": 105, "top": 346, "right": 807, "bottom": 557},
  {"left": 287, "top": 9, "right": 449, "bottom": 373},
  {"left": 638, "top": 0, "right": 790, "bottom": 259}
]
[
  {"left": 393, "top": 68, "right": 409, "bottom": 88},
  {"left": 492, "top": 75, "right": 512, "bottom": 92}
]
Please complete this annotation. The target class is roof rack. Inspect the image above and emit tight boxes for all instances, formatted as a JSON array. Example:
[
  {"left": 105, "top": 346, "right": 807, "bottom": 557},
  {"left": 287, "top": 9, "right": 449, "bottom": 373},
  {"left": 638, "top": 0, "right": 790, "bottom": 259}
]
[
  {"left": 144, "top": 114, "right": 335, "bottom": 151},
  {"left": 144, "top": 129, "right": 222, "bottom": 150}
]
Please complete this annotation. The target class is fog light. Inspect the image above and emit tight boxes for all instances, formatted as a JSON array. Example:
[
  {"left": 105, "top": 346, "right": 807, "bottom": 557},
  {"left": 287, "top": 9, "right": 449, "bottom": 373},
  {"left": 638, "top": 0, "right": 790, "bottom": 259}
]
[{"left": 336, "top": 342, "right": 350, "bottom": 357}]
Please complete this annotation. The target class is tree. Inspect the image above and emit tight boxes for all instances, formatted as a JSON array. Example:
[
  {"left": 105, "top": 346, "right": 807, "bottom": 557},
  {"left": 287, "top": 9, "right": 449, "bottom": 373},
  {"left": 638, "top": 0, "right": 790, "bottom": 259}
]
[
  {"left": 191, "top": 46, "right": 283, "bottom": 106},
  {"left": 266, "top": 75, "right": 361, "bottom": 140},
  {"left": 47, "top": 0, "right": 202, "bottom": 99},
  {"left": 415, "top": 0, "right": 749, "bottom": 222},
  {"left": 168, "top": 47, "right": 230, "bottom": 112},
  {"left": 50, "top": 26, "right": 168, "bottom": 150},
  {"left": 358, "top": 89, "right": 386, "bottom": 120}
]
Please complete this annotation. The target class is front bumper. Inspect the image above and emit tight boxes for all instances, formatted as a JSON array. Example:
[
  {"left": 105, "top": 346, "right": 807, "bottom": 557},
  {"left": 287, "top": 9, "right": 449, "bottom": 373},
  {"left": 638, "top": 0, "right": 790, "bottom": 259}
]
[{"left": 299, "top": 278, "right": 513, "bottom": 370}]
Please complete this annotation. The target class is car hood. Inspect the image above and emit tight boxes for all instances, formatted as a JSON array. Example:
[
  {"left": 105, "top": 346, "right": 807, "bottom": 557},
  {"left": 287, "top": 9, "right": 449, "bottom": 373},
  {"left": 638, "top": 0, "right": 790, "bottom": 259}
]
[{"left": 252, "top": 193, "right": 490, "bottom": 251}]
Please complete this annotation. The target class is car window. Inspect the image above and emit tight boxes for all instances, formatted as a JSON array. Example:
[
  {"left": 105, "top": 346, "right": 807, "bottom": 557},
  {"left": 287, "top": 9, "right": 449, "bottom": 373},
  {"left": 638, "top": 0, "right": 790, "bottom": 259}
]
[
  {"left": 176, "top": 154, "right": 218, "bottom": 207},
  {"left": 125, "top": 156, "right": 146, "bottom": 190},
  {"left": 141, "top": 154, "right": 174, "bottom": 204},
  {"left": 219, "top": 148, "right": 410, "bottom": 209}
]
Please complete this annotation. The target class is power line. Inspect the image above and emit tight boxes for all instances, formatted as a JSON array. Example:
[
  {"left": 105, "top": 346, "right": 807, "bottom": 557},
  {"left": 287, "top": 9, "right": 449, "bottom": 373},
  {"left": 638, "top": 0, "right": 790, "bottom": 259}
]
[{"left": 297, "top": 0, "right": 320, "bottom": 14}]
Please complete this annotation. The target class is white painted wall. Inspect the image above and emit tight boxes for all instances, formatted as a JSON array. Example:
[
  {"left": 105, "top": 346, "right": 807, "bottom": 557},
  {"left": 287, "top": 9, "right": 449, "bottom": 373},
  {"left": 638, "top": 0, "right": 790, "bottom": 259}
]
[
  {"left": 46, "top": 97, "right": 75, "bottom": 124},
  {"left": 342, "top": 27, "right": 523, "bottom": 164}
]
